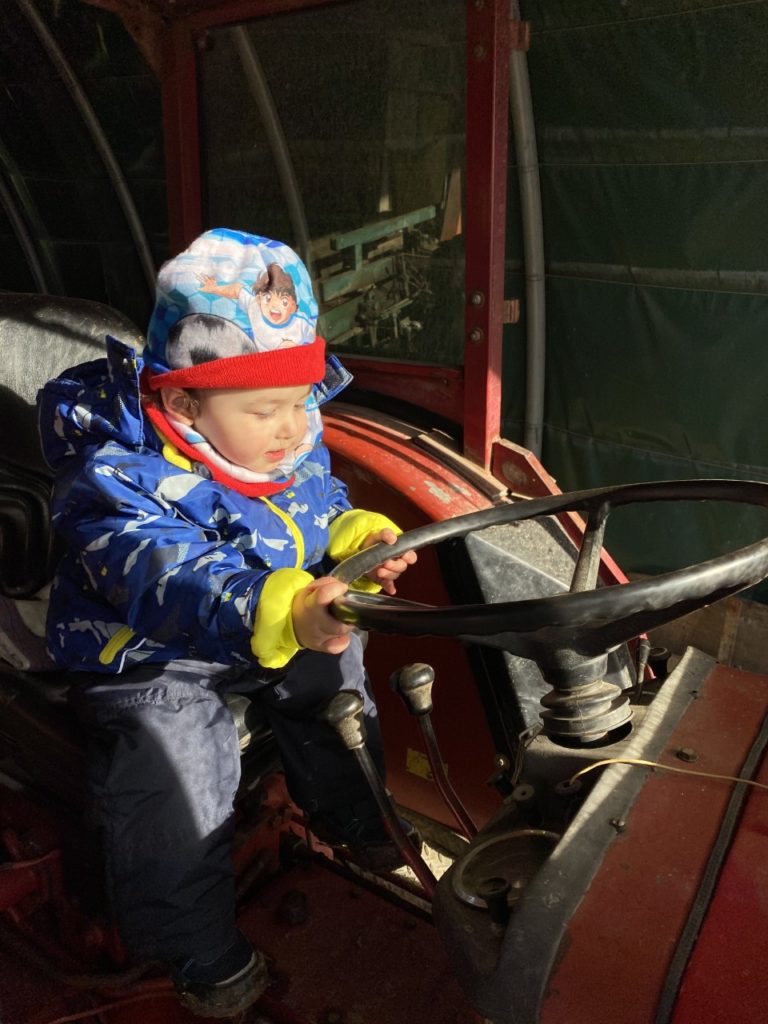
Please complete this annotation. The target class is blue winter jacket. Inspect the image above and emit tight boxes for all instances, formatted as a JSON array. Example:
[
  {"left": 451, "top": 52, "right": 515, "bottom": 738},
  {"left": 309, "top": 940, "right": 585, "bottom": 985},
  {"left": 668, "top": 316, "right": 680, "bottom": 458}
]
[{"left": 37, "top": 337, "right": 394, "bottom": 674}]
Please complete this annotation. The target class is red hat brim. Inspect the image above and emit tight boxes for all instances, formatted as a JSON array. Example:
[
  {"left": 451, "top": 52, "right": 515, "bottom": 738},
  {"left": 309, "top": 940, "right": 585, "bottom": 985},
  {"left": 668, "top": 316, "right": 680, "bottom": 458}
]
[{"left": 145, "top": 337, "right": 327, "bottom": 391}]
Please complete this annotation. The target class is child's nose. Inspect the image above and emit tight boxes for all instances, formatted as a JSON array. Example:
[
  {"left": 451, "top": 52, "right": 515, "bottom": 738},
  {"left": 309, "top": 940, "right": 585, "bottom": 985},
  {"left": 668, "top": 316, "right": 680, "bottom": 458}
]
[{"left": 276, "top": 410, "right": 299, "bottom": 437}]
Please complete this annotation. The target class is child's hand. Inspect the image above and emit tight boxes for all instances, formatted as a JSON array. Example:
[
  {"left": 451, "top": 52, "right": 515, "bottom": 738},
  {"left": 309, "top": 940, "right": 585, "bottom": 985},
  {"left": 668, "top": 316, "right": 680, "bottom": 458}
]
[
  {"left": 362, "top": 528, "right": 418, "bottom": 595},
  {"left": 292, "top": 577, "right": 354, "bottom": 655}
]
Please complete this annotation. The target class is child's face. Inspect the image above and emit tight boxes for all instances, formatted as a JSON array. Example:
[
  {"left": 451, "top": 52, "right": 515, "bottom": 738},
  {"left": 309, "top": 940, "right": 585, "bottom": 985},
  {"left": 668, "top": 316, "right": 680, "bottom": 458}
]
[
  {"left": 189, "top": 383, "right": 311, "bottom": 472},
  {"left": 257, "top": 289, "right": 297, "bottom": 326}
]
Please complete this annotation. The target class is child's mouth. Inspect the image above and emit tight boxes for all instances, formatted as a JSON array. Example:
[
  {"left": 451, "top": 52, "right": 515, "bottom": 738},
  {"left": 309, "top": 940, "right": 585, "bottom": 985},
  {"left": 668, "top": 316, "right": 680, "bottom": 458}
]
[{"left": 264, "top": 449, "right": 286, "bottom": 462}]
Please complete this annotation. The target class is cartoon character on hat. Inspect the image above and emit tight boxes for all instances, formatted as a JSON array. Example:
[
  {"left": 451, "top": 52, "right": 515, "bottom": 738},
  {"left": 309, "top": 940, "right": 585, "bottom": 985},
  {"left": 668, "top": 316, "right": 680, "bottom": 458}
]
[{"left": 199, "top": 259, "right": 308, "bottom": 351}]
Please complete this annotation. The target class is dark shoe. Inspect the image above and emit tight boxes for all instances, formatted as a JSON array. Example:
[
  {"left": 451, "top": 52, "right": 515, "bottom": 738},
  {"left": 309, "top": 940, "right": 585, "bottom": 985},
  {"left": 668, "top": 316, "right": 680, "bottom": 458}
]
[
  {"left": 170, "top": 931, "right": 268, "bottom": 1019},
  {"left": 310, "top": 813, "right": 423, "bottom": 872}
]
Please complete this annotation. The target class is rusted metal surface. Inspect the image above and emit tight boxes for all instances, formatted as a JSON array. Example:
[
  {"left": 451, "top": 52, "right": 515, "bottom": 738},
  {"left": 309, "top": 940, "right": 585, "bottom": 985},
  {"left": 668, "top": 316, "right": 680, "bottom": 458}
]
[{"left": 237, "top": 867, "right": 482, "bottom": 1024}]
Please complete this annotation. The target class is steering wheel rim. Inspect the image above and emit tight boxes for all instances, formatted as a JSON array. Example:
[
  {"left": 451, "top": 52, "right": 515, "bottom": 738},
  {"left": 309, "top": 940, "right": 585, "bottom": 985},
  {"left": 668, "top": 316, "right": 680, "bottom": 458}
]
[{"left": 331, "top": 479, "right": 768, "bottom": 667}]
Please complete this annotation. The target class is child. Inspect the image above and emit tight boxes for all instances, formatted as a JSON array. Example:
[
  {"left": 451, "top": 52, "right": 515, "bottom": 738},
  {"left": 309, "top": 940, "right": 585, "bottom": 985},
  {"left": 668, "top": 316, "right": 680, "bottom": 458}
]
[{"left": 37, "top": 228, "right": 417, "bottom": 1019}]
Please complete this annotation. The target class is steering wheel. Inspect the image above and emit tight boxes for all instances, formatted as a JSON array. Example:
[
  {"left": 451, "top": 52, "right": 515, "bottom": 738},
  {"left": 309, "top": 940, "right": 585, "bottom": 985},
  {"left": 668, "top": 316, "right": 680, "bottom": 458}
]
[{"left": 331, "top": 480, "right": 768, "bottom": 681}]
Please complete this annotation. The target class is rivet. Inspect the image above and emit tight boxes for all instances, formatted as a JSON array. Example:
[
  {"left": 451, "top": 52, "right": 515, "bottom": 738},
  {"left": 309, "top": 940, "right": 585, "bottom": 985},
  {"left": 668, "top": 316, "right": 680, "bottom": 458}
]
[
  {"left": 473, "top": 44, "right": 486, "bottom": 60},
  {"left": 469, "top": 327, "right": 484, "bottom": 344},
  {"left": 676, "top": 747, "right": 698, "bottom": 763}
]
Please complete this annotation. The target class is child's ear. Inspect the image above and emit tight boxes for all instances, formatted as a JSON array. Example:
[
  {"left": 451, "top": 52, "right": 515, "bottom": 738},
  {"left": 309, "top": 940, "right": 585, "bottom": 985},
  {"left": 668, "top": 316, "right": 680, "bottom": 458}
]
[{"left": 160, "top": 387, "right": 199, "bottom": 424}]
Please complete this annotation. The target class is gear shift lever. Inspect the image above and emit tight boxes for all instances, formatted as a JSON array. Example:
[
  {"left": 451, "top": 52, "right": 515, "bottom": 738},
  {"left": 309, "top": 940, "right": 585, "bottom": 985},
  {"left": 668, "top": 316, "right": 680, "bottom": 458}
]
[
  {"left": 320, "top": 690, "right": 437, "bottom": 898},
  {"left": 391, "top": 664, "right": 478, "bottom": 840}
]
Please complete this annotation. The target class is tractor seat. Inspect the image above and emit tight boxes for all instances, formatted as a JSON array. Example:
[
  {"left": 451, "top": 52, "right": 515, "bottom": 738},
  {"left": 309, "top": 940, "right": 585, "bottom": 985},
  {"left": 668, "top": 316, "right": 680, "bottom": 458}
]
[
  {"left": 0, "top": 294, "right": 274, "bottom": 807},
  {"left": 0, "top": 293, "right": 144, "bottom": 804},
  {"left": 0, "top": 292, "right": 143, "bottom": 671}
]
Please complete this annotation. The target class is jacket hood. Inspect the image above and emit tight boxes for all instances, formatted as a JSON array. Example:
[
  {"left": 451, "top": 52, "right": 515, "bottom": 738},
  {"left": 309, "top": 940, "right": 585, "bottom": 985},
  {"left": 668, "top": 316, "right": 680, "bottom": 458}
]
[{"left": 38, "top": 337, "right": 153, "bottom": 472}]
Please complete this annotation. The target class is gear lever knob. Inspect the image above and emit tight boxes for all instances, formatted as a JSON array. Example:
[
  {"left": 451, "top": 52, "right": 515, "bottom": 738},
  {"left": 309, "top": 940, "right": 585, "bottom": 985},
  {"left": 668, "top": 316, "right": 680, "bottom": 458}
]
[
  {"left": 320, "top": 691, "right": 367, "bottom": 750},
  {"left": 391, "top": 663, "right": 434, "bottom": 716}
]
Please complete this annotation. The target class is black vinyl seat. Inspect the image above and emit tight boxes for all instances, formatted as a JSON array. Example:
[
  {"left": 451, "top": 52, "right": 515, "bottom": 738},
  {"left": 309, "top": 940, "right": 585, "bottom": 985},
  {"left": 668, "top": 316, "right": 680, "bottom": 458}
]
[
  {"left": 0, "top": 293, "right": 276, "bottom": 809},
  {"left": 0, "top": 292, "right": 144, "bottom": 600},
  {"left": 0, "top": 293, "right": 144, "bottom": 805}
]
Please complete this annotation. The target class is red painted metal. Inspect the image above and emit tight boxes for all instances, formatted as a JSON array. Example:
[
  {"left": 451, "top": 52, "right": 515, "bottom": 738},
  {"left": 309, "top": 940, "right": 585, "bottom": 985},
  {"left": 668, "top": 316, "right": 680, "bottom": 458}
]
[
  {"left": 672, "top": 704, "right": 768, "bottom": 1023},
  {"left": 324, "top": 405, "right": 503, "bottom": 829},
  {"left": 492, "top": 436, "right": 630, "bottom": 586},
  {"left": 163, "top": 22, "right": 202, "bottom": 251},
  {"left": 463, "top": 0, "right": 510, "bottom": 468},
  {"left": 236, "top": 865, "right": 482, "bottom": 1024},
  {"left": 541, "top": 662, "right": 768, "bottom": 1024},
  {"left": 162, "top": 0, "right": 350, "bottom": 253},
  {"left": 341, "top": 356, "right": 464, "bottom": 426},
  {"left": 173, "top": 0, "right": 350, "bottom": 32}
]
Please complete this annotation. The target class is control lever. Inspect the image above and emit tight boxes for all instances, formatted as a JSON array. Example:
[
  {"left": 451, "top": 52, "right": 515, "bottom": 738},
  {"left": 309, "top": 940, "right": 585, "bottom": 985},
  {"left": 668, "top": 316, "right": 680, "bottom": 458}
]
[
  {"left": 391, "top": 664, "right": 478, "bottom": 841},
  {"left": 476, "top": 876, "right": 512, "bottom": 935},
  {"left": 320, "top": 690, "right": 437, "bottom": 898}
]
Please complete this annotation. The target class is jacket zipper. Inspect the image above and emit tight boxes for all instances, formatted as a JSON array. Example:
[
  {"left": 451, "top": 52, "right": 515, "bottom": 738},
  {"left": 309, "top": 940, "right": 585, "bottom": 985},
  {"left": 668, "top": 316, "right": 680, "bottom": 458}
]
[{"left": 259, "top": 497, "right": 305, "bottom": 568}]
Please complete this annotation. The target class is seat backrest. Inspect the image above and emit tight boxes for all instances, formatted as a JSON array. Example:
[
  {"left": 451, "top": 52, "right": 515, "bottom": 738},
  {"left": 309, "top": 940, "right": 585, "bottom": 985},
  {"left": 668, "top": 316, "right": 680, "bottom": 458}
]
[
  {"left": 0, "top": 292, "right": 144, "bottom": 597},
  {"left": 0, "top": 291, "right": 143, "bottom": 401}
]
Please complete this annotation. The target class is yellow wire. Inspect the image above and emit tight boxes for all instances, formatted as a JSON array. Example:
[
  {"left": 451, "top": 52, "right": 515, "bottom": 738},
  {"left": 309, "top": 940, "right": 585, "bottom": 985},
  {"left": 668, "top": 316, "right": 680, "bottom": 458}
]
[{"left": 567, "top": 757, "right": 768, "bottom": 791}]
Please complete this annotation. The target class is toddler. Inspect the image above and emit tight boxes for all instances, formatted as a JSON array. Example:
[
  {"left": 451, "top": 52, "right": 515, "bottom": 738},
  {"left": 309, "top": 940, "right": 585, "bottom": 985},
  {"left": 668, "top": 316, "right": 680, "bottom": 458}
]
[{"left": 37, "top": 228, "right": 417, "bottom": 1018}]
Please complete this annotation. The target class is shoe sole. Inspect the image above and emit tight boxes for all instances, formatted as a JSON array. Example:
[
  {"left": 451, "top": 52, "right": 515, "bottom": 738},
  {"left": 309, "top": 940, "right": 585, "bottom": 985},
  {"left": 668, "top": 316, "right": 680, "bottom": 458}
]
[{"left": 177, "top": 950, "right": 269, "bottom": 1019}]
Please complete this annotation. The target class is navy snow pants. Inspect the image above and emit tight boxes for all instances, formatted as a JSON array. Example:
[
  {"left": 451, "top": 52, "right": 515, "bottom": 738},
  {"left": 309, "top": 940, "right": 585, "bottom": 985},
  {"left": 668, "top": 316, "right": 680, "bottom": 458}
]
[{"left": 72, "top": 633, "right": 383, "bottom": 963}]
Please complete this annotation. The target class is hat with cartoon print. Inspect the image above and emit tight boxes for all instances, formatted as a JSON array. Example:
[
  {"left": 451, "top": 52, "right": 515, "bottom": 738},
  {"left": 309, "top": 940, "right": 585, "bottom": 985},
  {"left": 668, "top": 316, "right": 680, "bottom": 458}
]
[{"left": 143, "top": 228, "right": 326, "bottom": 391}]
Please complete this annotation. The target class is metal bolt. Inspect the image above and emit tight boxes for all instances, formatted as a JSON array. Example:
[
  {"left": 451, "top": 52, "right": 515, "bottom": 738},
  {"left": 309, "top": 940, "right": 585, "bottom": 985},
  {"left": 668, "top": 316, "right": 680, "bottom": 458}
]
[
  {"left": 470, "top": 290, "right": 485, "bottom": 306},
  {"left": 473, "top": 43, "right": 487, "bottom": 60},
  {"left": 195, "top": 30, "right": 213, "bottom": 52},
  {"left": 609, "top": 818, "right": 626, "bottom": 833},
  {"left": 554, "top": 778, "right": 582, "bottom": 796},
  {"left": 469, "top": 327, "right": 484, "bottom": 344},
  {"left": 676, "top": 747, "right": 698, "bottom": 763}
]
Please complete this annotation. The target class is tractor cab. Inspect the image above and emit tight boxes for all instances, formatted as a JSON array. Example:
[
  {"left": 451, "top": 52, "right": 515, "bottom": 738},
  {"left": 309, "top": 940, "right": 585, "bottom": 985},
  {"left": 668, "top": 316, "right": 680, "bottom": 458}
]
[{"left": 1, "top": 3, "right": 768, "bottom": 1024}]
